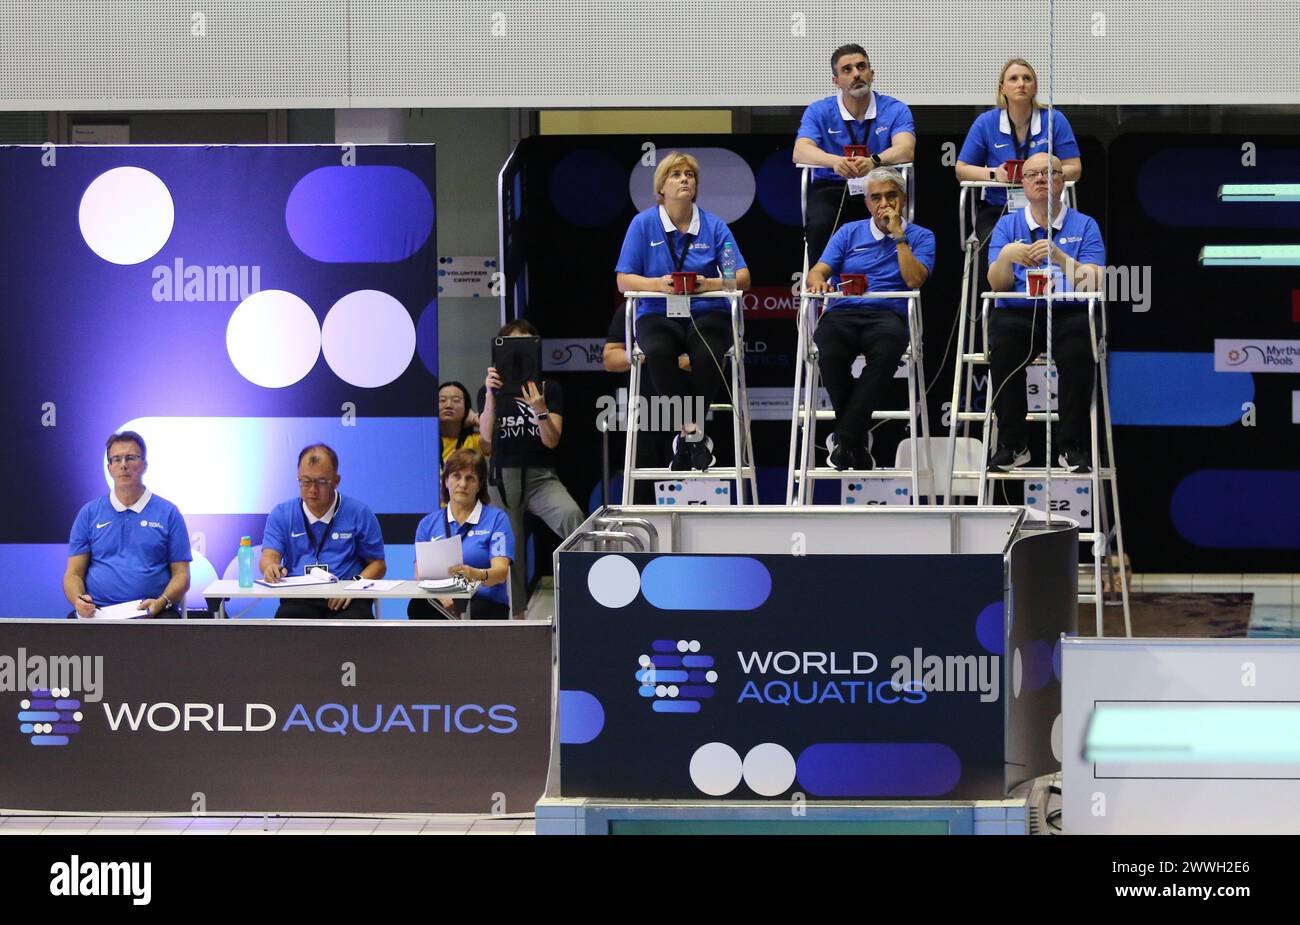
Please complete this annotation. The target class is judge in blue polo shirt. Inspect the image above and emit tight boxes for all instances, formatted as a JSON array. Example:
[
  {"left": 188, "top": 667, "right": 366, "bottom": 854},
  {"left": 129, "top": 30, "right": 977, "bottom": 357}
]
[
  {"left": 805, "top": 167, "right": 936, "bottom": 471},
  {"left": 64, "top": 431, "right": 191, "bottom": 618},
  {"left": 956, "top": 59, "right": 1082, "bottom": 260},
  {"left": 410, "top": 448, "right": 514, "bottom": 621},
  {"left": 987, "top": 152, "right": 1104, "bottom": 475},
  {"left": 259, "top": 443, "right": 386, "bottom": 619},
  {"left": 616, "top": 151, "right": 750, "bottom": 471},
  {"left": 794, "top": 43, "right": 916, "bottom": 272}
]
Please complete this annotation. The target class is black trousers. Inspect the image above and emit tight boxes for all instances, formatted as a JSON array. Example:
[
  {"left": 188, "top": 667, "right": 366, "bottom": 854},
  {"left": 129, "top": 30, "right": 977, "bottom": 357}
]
[
  {"left": 805, "top": 181, "right": 871, "bottom": 269},
  {"left": 274, "top": 598, "right": 375, "bottom": 619},
  {"left": 988, "top": 306, "right": 1094, "bottom": 451},
  {"left": 407, "top": 596, "right": 510, "bottom": 620},
  {"left": 635, "top": 312, "right": 733, "bottom": 439},
  {"left": 813, "top": 309, "right": 909, "bottom": 448}
]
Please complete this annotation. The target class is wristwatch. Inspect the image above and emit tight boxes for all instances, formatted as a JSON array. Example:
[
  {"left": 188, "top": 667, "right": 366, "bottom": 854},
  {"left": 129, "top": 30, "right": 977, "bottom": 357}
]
[
  {"left": 870, "top": 153, "right": 883, "bottom": 168},
  {"left": 989, "top": 169, "right": 996, "bottom": 181},
  {"left": 536, "top": 411, "right": 550, "bottom": 419},
  {"left": 159, "top": 595, "right": 173, "bottom": 612}
]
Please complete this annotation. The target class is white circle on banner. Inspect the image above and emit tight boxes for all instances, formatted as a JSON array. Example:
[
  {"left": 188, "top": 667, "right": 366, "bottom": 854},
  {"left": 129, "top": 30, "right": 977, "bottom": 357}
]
[
  {"left": 74, "top": 712, "right": 84, "bottom": 722},
  {"left": 689, "top": 742, "right": 743, "bottom": 796},
  {"left": 627, "top": 148, "right": 755, "bottom": 223},
  {"left": 78, "top": 167, "right": 175, "bottom": 264},
  {"left": 689, "top": 640, "right": 701, "bottom": 653},
  {"left": 742, "top": 743, "right": 797, "bottom": 796},
  {"left": 321, "top": 290, "right": 416, "bottom": 388},
  {"left": 226, "top": 290, "right": 320, "bottom": 388},
  {"left": 706, "top": 670, "right": 718, "bottom": 683},
  {"left": 677, "top": 639, "right": 689, "bottom": 653},
  {"left": 1050, "top": 713, "right": 1063, "bottom": 762},
  {"left": 586, "top": 555, "right": 640, "bottom": 608}
]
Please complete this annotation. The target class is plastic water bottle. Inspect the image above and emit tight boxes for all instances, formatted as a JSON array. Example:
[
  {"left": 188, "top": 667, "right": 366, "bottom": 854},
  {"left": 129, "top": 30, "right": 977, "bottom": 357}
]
[
  {"left": 238, "top": 536, "right": 254, "bottom": 588},
  {"left": 720, "top": 240, "right": 737, "bottom": 289}
]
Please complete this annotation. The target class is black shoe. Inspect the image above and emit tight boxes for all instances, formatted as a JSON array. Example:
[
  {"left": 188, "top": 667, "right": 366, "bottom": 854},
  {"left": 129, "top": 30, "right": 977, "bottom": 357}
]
[
  {"left": 851, "top": 445, "right": 875, "bottom": 471},
  {"left": 1058, "top": 445, "right": 1091, "bottom": 474},
  {"left": 826, "top": 433, "right": 853, "bottom": 471},
  {"left": 990, "top": 445, "right": 1031, "bottom": 471},
  {"left": 688, "top": 435, "right": 715, "bottom": 471},
  {"left": 669, "top": 434, "right": 693, "bottom": 471}
]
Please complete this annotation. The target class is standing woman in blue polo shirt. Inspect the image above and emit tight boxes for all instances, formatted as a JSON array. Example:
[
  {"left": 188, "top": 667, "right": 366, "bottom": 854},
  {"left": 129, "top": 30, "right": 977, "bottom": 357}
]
[
  {"left": 410, "top": 449, "right": 514, "bottom": 620},
  {"left": 805, "top": 168, "right": 936, "bottom": 471},
  {"left": 615, "top": 151, "right": 750, "bottom": 471},
  {"left": 955, "top": 58, "right": 1082, "bottom": 258}
]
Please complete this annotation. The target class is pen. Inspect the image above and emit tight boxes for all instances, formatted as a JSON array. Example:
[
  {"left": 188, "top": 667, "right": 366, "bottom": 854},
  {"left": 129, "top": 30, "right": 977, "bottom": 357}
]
[{"left": 356, "top": 580, "right": 374, "bottom": 590}]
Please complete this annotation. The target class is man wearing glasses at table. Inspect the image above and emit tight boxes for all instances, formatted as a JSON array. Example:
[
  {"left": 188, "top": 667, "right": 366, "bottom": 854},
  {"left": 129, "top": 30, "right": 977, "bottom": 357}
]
[
  {"left": 259, "top": 443, "right": 386, "bottom": 619},
  {"left": 64, "top": 431, "right": 191, "bottom": 619}
]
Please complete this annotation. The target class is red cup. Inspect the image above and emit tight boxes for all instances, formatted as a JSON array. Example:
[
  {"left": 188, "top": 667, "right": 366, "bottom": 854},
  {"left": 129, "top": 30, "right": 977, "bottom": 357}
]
[
  {"left": 1026, "top": 268, "right": 1051, "bottom": 296},
  {"left": 843, "top": 144, "right": 869, "bottom": 159},
  {"left": 839, "top": 273, "right": 868, "bottom": 296},
  {"left": 671, "top": 271, "right": 698, "bottom": 295},
  {"left": 1003, "top": 159, "right": 1025, "bottom": 183}
]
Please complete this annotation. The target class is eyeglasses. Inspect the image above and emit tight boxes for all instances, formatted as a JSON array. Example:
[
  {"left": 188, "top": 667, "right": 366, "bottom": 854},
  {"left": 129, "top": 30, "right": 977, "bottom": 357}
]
[
  {"left": 298, "top": 477, "right": 334, "bottom": 489},
  {"left": 108, "top": 454, "right": 142, "bottom": 466},
  {"left": 1022, "top": 169, "right": 1065, "bottom": 181}
]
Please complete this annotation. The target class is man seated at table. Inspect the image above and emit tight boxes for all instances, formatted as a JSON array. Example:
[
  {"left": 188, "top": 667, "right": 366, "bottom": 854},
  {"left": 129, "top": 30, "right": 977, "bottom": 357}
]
[
  {"left": 986, "top": 152, "right": 1104, "bottom": 474},
  {"left": 259, "top": 443, "right": 386, "bottom": 619},
  {"left": 64, "top": 431, "right": 191, "bottom": 618},
  {"left": 805, "top": 167, "right": 935, "bottom": 471}
]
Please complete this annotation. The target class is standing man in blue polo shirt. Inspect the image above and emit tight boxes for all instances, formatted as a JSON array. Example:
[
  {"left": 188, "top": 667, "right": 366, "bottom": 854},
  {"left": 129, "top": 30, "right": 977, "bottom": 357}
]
[
  {"left": 794, "top": 44, "right": 916, "bottom": 272},
  {"left": 806, "top": 167, "right": 936, "bottom": 470},
  {"left": 259, "top": 443, "right": 386, "bottom": 619},
  {"left": 64, "top": 431, "right": 191, "bottom": 618},
  {"left": 987, "top": 152, "right": 1104, "bottom": 474}
]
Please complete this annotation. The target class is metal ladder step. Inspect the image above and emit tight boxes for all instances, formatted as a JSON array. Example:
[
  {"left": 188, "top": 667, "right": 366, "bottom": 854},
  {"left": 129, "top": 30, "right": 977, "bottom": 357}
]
[
  {"left": 627, "top": 467, "right": 756, "bottom": 480},
  {"left": 807, "top": 467, "right": 919, "bottom": 479}
]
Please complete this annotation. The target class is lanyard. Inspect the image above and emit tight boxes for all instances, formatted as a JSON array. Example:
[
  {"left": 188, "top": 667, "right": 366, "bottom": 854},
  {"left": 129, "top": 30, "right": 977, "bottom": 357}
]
[
  {"left": 444, "top": 508, "right": 474, "bottom": 541},
  {"left": 668, "top": 230, "right": 694, "bottom": 272},
  {"left": 1009, "top": 118, "right": 1033, "bottom": 162},
  {"left": 843, "top": 117, "right": 875, "bottom": 150},
  {"left": 300, "top": 495, "right": 340, "bottom": 562}
]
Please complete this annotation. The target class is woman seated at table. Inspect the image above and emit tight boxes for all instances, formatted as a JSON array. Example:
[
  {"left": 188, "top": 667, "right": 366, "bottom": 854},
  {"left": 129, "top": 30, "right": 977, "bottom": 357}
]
[
  {"left": 409, "top": 449, "right": 514, "bottom": 620},
  {"left": 615, "top": 151, "right": 750, "bottom": 471},
  {"left": 954, "top": 58, "right": 1082, "bottom": 258}
]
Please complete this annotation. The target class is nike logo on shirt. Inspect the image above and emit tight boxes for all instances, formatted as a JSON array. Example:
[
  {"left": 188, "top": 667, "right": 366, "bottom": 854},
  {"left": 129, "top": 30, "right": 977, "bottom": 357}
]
[
  {"left": 828, "top": 129, "right": 842, "bottom": 134},
  {"left": 96, "top": 522, "right": 111, "bottom": 529},
  {"left": 994, "top": 143, "right": 1009, "bottom": 148},
  {"left": 291, "top": 531, "right": 307, "bottom": 538},
  {"left": 650, "top": 240, "right": 665, "bottom": 247}
]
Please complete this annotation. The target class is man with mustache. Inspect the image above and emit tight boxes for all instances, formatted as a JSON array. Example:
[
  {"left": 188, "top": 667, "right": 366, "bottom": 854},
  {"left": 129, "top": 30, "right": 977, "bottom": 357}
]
[{"left": 794, "top": 44, "right": 917, "bottom": 273}]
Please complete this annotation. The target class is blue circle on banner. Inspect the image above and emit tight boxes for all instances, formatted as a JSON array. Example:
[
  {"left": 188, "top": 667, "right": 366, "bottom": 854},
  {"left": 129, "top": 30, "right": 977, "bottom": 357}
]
[
  {"left": 755, "top": 148, "right": 802, "bottom": 226},
  {"left": 550, "top": 150, "right": 626, "bottom": 227},
  {"left": 416, "top": 298, "right": 439, "bottom": 377},
  {"left": 975, "top": 601, "right": 1005, "bottom": 654}
]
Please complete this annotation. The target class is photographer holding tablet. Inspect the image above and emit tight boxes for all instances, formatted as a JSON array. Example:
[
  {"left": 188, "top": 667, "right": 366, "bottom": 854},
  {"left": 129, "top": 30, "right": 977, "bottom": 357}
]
[{"left": 478, "top": 319, "right": 583, "bottom": 618}]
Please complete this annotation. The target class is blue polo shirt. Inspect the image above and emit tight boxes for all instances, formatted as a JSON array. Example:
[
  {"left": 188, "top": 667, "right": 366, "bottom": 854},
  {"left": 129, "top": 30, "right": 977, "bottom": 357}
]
[
  {"left": 798, "top": 91, "right": 916, "bottom": 184},
  {"left": 989, "top": 206, "right": 1105, "bottom": 310},
  {"left": 616, "top": 205, "right": 747, "bottom": 319},
  {"left": 69, "top": 490, "right": 191, "bottom": 607},
  {"left": 262, "top": 493, "right": 385, "bottom": 579},
  {"left": 416, "top": 501, "right": 515, "bottom": 607},
  {"left": 818, "top": 219, "right": 936, "bottom": 315},
  {"left": 958, "top": 108, "right": 1080, "bottom": 206}
]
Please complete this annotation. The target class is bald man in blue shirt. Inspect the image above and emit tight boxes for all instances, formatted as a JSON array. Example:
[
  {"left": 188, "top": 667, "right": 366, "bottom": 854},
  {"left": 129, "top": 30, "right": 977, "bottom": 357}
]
[{"left": 794, "top": 44, "right": 917, "bottom": 272}]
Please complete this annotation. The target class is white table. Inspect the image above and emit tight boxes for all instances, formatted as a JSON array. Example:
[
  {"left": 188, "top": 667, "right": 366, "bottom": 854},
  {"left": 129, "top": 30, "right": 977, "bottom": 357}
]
[{"left": 202, "top": 579, "right": 476, "bottom": 620}]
